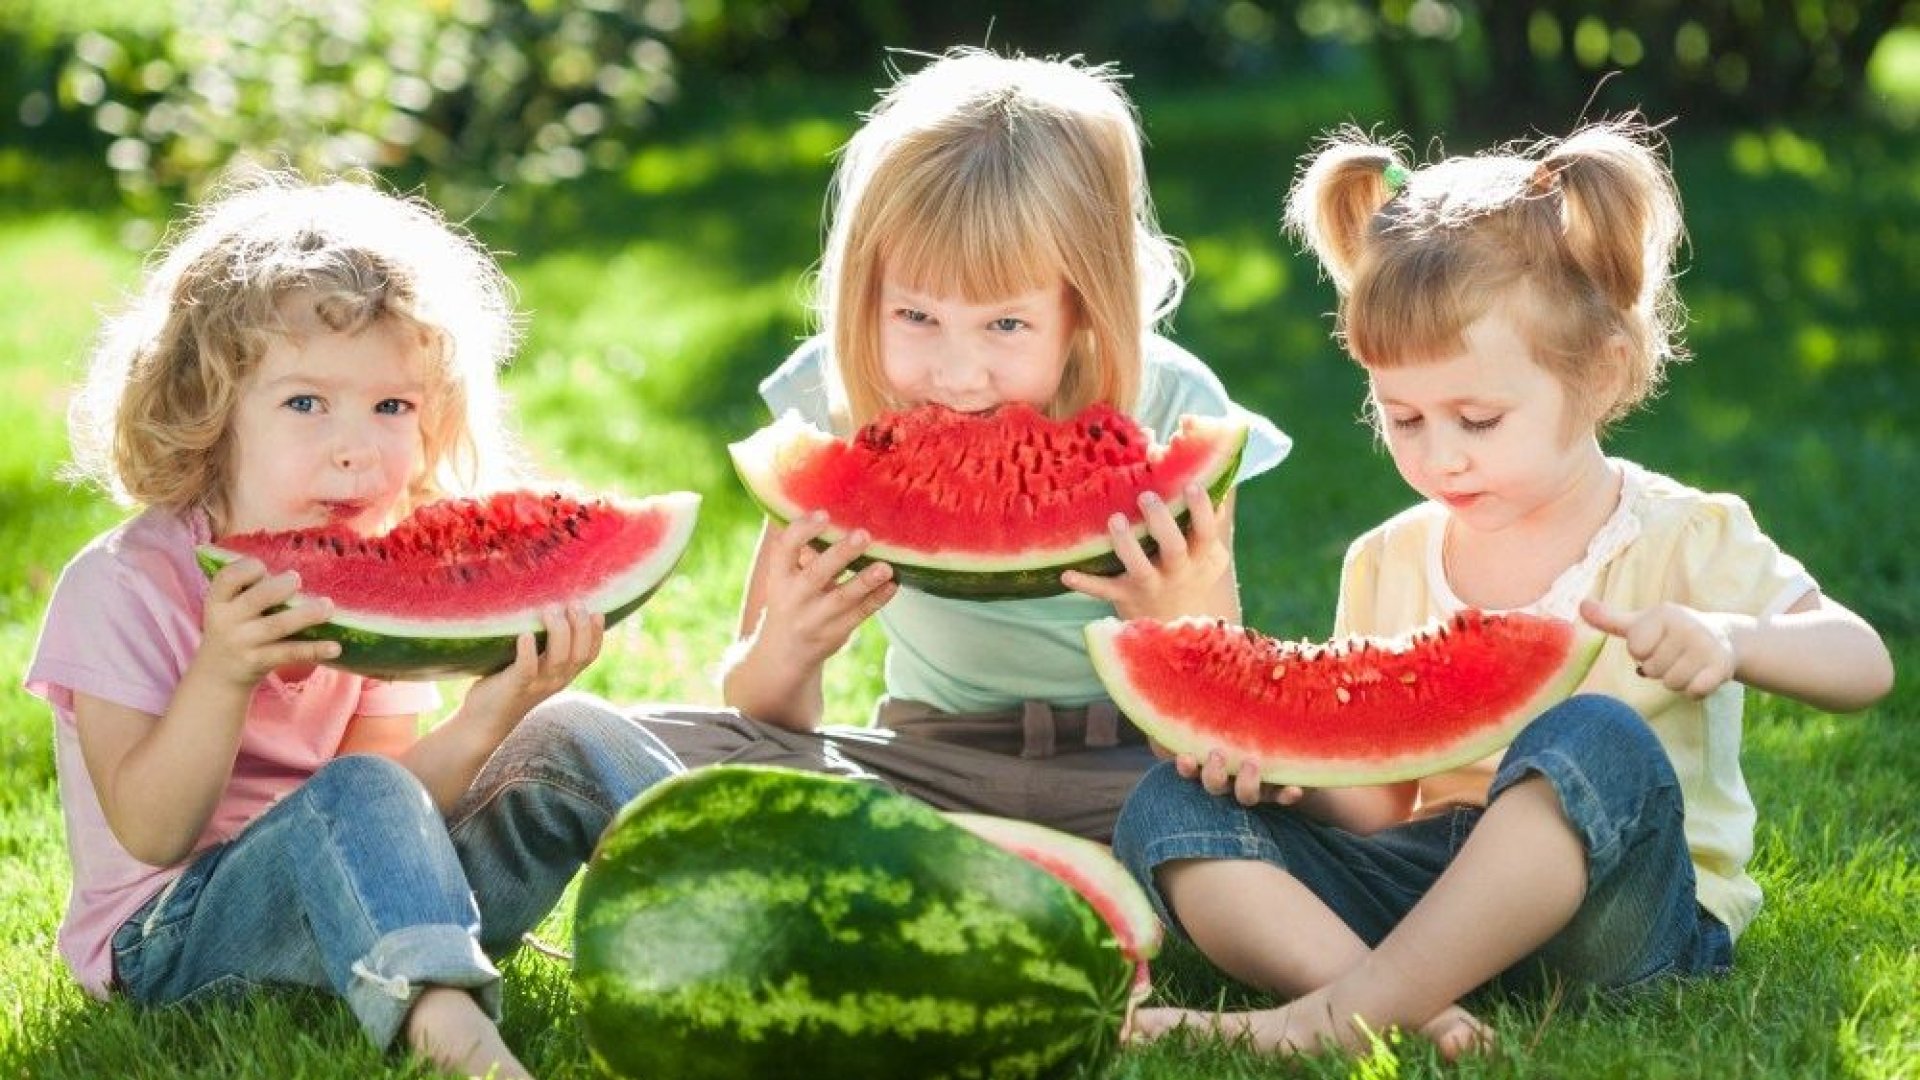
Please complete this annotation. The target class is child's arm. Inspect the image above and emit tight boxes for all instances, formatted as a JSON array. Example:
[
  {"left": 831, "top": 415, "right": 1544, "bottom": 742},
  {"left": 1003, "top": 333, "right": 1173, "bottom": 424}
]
[
  {"left": 1178, "top": 750, "right": 1419, "bottom": 833},
  {"left": 1581, "top": 592, "right": 1893, "bottom": 713},
  {"left": 74, "top": 561, "right": 342, "bottom": 867},
  {"left": 1061, "top": 483, "right": 1241, "bottom": 621},
  {"left": 396, "top": 605, "right": 603, "bottom": 811},
  {"left": 721, "top": 516, "right": 897, "bottom": 732}
]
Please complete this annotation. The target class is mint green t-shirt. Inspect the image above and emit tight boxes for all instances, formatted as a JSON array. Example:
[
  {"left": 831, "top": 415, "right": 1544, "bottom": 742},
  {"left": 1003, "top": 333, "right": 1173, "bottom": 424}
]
[{"left": 759, "top": 334, "right": 1291, "bottom": 714}]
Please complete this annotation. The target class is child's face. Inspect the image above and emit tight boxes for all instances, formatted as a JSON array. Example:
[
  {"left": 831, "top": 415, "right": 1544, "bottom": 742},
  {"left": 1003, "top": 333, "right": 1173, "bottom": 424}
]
[
  {"left": 1367, "top": 308, "right": 1601, "bottom": 534},
  {"left": 877, "top": 274, "right": 1077, "bottom": 414},
  {"left": 219, "top": 312, "right": 429, "bottom": 538}
]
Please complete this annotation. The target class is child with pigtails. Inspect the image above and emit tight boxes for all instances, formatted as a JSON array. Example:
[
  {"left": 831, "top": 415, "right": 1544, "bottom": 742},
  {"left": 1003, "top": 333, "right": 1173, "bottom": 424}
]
[{"left": 1112, "top": 119, "right": 1893, "bottom": 1058}]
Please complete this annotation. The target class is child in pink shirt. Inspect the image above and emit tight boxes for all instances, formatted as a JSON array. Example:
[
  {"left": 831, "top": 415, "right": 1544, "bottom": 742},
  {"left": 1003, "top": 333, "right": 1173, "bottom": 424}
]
[{"left": 27, "top": 173, "right": 682, "bottom": 1079}]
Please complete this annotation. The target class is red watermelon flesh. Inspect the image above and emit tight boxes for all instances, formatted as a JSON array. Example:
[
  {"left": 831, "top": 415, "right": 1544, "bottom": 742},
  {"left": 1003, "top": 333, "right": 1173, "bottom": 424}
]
[
  {"left": 729, "top": 402, "right": 1247, "bottom": 599},
  {"left": 1086, "top": 610, "right": 1603, "bottom": 787},
  {"left": 198, "top": 489, "right": 700, "bottom": 678}
]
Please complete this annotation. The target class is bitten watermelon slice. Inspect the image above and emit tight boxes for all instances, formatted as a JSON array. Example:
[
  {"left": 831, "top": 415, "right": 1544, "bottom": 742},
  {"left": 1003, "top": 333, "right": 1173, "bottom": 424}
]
[
  {"left": 198, "top": 489, "right": 699, "bottom": 680},
  {"left": 574, "top": 765, "right": 1139, "bottom": 1080},
  {"left": 729, "top": 402, "right": 1247, "bottom": 600},
  {"left": 1086, "top": 610, "right": 1604, "bottom": 786}
]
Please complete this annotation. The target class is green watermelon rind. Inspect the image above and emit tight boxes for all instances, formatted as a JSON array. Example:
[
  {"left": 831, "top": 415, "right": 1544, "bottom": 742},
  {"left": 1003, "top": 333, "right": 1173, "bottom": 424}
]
[
  {"left": 1085, "top": 615, "right": 1607, "bottom": 788},
  {"left": 729, "top": 411, "right": 1249, "bottom": 601},
  {"left": 574, "top": 765, "right": 1135, "bottom": 1080},
  {"left": 194, "top": 491, "right": 700, "bottom": 681},
  {"left": 941, "top": 812, "right": 1163, "bottom": 964}
]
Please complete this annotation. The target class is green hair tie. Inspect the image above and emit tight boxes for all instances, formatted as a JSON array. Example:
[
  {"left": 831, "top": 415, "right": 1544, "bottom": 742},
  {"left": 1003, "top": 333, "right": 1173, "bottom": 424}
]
[{"left": 1383, "top": 163, "right": 1410, "bottom": 193}]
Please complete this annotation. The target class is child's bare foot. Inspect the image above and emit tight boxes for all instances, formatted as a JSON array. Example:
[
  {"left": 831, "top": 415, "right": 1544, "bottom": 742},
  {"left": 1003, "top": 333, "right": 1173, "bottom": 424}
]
[
  {"left": 1130, "top": 1000, "right": 1492, "bottom": 1060},
  {"left": 405, "top": 986, "right": 532, "bottom": 1079},
  {"left": 1420, "top": 1004, "right": 1494, "bottom": 1060}
]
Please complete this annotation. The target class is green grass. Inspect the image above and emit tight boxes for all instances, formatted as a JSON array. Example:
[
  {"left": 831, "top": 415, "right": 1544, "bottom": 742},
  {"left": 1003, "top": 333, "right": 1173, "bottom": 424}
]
[{"left": 1, "top": 70, "right": 1915, "bottom": 1078}]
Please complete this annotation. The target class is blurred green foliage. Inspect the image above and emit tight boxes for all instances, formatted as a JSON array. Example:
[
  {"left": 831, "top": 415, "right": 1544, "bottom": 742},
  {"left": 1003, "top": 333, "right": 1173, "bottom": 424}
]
[
  {"left": 24, "top": 0, "right": 682, "bottom": 216},
  {"left": 2, "top": 0, "right": 1914, "bottom": 217}
]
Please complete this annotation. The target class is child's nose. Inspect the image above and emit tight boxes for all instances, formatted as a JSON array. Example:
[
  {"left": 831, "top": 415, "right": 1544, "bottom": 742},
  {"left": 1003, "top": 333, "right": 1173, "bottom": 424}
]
[
  {"left": 933, "top": 352, "right": 988, "bottom": 394},
  {"left": 1424, "top": 433, "right": 1468, "bottom": 474},
  {"left": 333, "top": 428, "right": 380, "bottom": 472}
]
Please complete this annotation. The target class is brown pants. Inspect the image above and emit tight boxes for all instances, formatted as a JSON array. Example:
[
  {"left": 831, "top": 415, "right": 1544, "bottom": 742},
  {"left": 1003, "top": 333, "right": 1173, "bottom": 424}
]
[{"left": 627, "top": 698, "right": 1157, "bottom": 842}]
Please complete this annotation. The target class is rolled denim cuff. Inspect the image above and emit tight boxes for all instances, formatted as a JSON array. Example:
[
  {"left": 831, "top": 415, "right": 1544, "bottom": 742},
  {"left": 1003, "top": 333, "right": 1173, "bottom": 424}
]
[
  {"left": 345, "top": 925, "right": 502, "bottom": 1050},
  {"left": 1487, "top": 695, "right": 1677, "bottom": 890}
]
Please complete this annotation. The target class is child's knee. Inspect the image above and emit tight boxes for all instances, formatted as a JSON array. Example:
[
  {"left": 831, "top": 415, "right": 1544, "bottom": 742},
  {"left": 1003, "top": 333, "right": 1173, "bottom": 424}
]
[
  {"left": 308, "top": 754, "right": 432, "bottom": 815},
  {"left": 1494, "top": 694, "right": 1684, "bottom": 882}
]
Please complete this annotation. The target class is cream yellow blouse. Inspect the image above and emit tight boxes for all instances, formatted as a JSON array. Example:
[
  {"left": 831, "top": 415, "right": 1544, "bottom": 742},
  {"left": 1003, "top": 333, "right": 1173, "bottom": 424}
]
[{"left": 1334, "top": 460, "right": 1814, "bottom": 939}]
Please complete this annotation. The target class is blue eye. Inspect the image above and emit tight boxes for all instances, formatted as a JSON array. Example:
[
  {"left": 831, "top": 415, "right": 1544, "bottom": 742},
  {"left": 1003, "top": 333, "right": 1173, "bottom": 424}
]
[
  {"left": 896, "top": 308, "right": 931, "bottom": 324},
  {"left": 376, "top": 399, "right": 416, "bottom": 416},
  {"left": 284, "top": 395, "right": 319, "bottom": 414},
  {"left": 990, "top": 317, "right": 1028, "bottom": 333}
]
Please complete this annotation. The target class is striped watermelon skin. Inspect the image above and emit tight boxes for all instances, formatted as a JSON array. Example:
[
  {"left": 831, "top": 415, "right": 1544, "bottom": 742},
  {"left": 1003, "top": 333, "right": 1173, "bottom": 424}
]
[{"left": 574, "top": 766, "right": 1135, "bottom": 1080}]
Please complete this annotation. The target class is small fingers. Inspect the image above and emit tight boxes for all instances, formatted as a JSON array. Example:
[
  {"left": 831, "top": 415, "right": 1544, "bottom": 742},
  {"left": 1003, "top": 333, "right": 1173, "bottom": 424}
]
[
  {"left": 257, "top": 596, "right": 336, "bottom": 639},
  {"left": 209, "top": 558, "right": 271, "bottom": 603},
  {"left": 1198, "top": 750, "right": 1235, "bottom": 796},
  {"left": 1232, "top": 759, "right": 1265, "bottom": 807},
  {"left": 826, "top": 563, "right": 896, "bottom": 621},
  {"left": 233, "top": 568, "right": 305, "bottom": 614},
  {"left": 1059, "top": 568, "right": 1124, "bottom": 603},
  {"left": 799, "top": 529, "right": 874, "bottom": 590},
  {"left": 1108, "top": 514, "right": 1157, "bottom": 578},
  {"left": 1180, "top": 483, "right": 1220, "bottom": 546},
  {"left": 1138, "top": 491, "right": 1186, "bottom": 567},
  {"left": 252, "top": 640, "right": 343, "bottom": 671}
]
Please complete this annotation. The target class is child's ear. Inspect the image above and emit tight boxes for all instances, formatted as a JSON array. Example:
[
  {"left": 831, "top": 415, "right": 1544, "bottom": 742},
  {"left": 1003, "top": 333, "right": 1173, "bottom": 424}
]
[{"left": 1582, "top": 333, "right": 1635, "bottom": 431}]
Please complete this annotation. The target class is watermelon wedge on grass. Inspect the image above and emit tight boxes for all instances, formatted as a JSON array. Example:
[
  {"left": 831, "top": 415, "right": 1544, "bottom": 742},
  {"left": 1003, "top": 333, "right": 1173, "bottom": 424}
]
[
  {"left": 196, "top": 489, "right": 699, "bottom": 680},
  {"left": 1086, "top": 610, "right": 1605, "bottom": 786},
  {"left": 574, "top": 765, "right": 1142, "bottom": 1080},
  {"left": 943, "top": 811, "right": 1163, "bottom": 1004},
  {"left": 729, "top": 402, "right": 1247, "bottom": 600}
]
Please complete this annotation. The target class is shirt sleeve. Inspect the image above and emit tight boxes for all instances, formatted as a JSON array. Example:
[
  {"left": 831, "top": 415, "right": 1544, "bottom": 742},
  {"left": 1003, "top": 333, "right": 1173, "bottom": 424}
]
[
  {"left": 1673, "top": 493, "right": 1817, "bottom": 618},
  {"left": 25, "top": 546, "right": 198, "bottom": 719},
  {"left": 758, "top": 336, "right": 840, "bottom": 431},
  {"left": 1138, "top": 336, "right": 1291, "bottom": 486}
]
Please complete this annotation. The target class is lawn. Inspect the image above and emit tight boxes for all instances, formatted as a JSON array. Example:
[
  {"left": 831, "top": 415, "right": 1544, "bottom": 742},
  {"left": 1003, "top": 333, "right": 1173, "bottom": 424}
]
[{"left": 0, "top": 69, "right": 1914, "bottom": 1078}]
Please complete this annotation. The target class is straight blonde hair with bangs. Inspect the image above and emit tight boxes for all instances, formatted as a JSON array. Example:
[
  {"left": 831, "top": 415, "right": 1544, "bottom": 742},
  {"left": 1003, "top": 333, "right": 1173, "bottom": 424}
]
[
  {"left": 66, "top": 170, "right": 524, "bottom": 522},
  {"left": 1284, "top": 119, "right": 1686, "bottom": 432},
  {"left": 818, "top": 48, "right": 1187, "bottom": 428}
]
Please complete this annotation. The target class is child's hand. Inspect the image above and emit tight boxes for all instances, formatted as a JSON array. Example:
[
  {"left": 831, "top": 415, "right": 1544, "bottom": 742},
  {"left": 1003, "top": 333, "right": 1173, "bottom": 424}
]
[
  {"left": 1581, "top": 598, "right": 1738, "bottom": 698},
  {"left": 1061, "top": 483, "right": 1230, "bottom": 620},
  {"left": 754, "top": 512, "right": 897, "bottom": 668},
  {"left": 1175, "top": 748, "right": 1303, "bottom": 808},
  {"left": 462, "top": 604, "right": 604, "bottom": 729},
  {"left": 198, "top": 559, "right": 341, "bottom": 687}
]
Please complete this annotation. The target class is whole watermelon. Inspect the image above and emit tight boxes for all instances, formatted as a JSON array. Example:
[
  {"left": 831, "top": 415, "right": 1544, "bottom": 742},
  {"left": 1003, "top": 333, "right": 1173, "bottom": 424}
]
[{"left": 573, "top": 766, "right": 1137, "bottom": 1080}]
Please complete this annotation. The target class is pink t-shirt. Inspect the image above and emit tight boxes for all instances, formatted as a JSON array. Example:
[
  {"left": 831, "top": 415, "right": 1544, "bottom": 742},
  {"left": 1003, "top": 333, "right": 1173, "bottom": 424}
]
[{"left": 24, "top": 507, "right": 439, "bottom": 998}]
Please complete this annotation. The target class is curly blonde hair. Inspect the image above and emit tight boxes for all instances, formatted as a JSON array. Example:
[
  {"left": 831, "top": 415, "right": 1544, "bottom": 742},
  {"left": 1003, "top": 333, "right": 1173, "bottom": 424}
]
[
  {"left": 1284, "top": 118, "right": 1687, "bottom": 431},
  {"left": 67, "top": 170, "right": 523, "bottom": 519},
  {"left": 816, "top": 47, "right": 1187, "bottom": 427}
]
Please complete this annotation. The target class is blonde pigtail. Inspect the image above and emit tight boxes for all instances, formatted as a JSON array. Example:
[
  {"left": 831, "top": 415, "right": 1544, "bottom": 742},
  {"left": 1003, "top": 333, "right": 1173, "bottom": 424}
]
[
  {"left": 1542, "top": 122, "right": 1684, "bottom": 336},
  {"left": 1284, "top": 128, "right": 1404, "bottom": 292}
]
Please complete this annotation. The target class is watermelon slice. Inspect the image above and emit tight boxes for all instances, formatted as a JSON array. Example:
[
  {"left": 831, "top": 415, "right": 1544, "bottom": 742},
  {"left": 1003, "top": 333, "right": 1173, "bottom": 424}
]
[
  {"left": 729, "top": 402, "right": 1247, "bottom": 600},
  {"left": 198, "top": 489, "right": 700, "bottom": 680},
  {"left": 1086, "top": 610, "right": 1604, "bottom": 786},
  {"left": 943, "top": 812, "right": 1163, "bottom": 1005},
  {"left": 574, "top": 765, "right": 1138, "bottom": 1080}
]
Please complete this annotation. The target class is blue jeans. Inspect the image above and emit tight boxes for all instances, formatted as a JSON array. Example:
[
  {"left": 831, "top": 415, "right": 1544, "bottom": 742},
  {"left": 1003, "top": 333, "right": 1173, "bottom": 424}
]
[
  {"left": 1113, "top": 694, "right": 1733, "bottom": 994},
  {"left": 110, "top": 692, "right": 682, "bottom": 1048}
]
